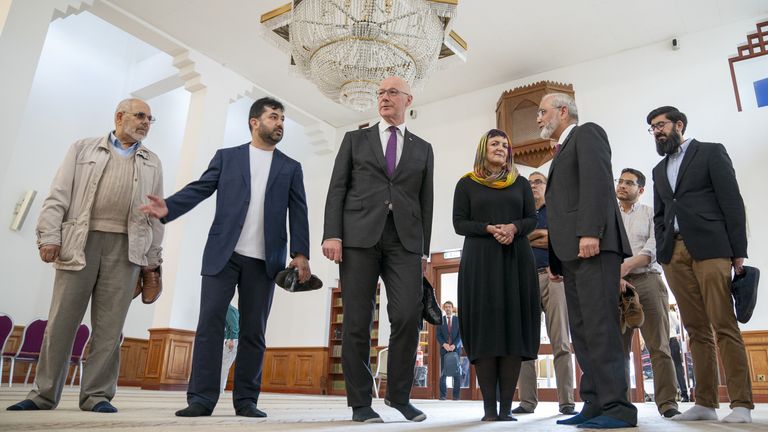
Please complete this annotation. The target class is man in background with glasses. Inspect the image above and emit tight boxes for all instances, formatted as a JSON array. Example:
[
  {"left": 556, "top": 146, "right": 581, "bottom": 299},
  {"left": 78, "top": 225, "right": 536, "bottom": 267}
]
[
  {"left": 512, "top": 171, "right": 575, "bottom": 416},
  {"left": 615, "top": 168, "right": 680, "bottom": 419},
  {"left": 8, "top": 98, "right": 164, "bottom": 413},
  {"left": 648, "top": 106, "right": 752, "bottom": 423},
  {"left": 322, "top": 76, "right": 434, "bottom": 423}
]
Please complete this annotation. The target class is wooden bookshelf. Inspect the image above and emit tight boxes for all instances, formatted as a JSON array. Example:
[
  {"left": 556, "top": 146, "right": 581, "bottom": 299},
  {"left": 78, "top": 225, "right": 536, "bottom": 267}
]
[{"left": 326, "top": 283, "right": 381, "bottom": 395}]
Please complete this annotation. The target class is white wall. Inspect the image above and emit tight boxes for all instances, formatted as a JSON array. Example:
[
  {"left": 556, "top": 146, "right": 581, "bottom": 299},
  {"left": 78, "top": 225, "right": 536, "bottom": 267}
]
[{"left": 306, "top": 15, "right": 768, "bottom": 343}]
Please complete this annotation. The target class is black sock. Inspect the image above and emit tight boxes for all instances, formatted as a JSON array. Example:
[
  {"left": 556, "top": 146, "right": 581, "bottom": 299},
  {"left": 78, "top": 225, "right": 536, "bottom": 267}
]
[{"left": 497, "top": 355, "right": 521, "bottom": 417}]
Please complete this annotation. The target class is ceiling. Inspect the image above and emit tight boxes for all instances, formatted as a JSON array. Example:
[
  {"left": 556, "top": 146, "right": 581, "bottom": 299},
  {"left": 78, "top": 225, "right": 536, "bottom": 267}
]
[{"left": 108, "top": 0, "right": 768, "bottom": 127}]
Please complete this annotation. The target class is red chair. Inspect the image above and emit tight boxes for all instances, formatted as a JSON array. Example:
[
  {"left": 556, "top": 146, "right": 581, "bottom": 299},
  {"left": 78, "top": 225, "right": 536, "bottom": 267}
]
[
  {"left": 68, "top": 324, "right": 90, "bottom": 387},
  {"left": 0, "top": 313, "right": 15, "bottom": 387},
  {"left": 6, "top": 319, "right": 47, "bottom": 387}
]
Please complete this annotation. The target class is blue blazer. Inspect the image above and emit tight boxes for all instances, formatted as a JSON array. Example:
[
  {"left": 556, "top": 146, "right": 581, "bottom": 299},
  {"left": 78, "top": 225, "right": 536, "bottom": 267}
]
[
  {"left": 436, "top": 315, "right": 462, "bottom": 356},
  {"left": 163, "top": 143, "right": 309, "bottom": 278}
]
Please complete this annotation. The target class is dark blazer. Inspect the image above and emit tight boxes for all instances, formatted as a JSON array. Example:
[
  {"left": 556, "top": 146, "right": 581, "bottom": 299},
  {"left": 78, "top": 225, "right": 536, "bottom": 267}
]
[
  {"left": 322, "top": 124, "right": 434, "bottom": 255},
  {"left": 436, "top": 315, "right": 462, "bottom": 356},
  {"left": 163, "top": 143, "right": 309, "bottom": 278},
  {"left": 546, "top": 123, "right": 631, "bottom": 268},
  {"left": 652, "top": 140, "right": 747, "bottom": 264}
]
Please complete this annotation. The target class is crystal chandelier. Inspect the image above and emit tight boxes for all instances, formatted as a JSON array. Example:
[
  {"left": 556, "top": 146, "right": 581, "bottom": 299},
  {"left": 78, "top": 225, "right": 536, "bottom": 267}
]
[{"left": 261, "top": 0, "right": 466, "bottom": 111}]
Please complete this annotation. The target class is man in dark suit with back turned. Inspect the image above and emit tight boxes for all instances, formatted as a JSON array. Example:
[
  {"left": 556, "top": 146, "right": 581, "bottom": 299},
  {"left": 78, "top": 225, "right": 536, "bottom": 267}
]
[
  {"left": 538, "top": 93, "right": 637, "bottom": 429},
  {"left": 437, "top": 301, "right": 462, "bottom": 401},
  {"left": 140, "top": 97, "right": 311, "bottom": 418},
  {"left": 322, "top": 75, "right": 434, "bottom": 423},
  {"left": 648, "top": 106, "right": 752, "bottom": 423}
]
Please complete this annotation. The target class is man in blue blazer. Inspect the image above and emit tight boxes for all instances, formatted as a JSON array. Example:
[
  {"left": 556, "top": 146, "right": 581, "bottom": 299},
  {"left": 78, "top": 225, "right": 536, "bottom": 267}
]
[
  {"left": 140, "top": 97, "right": 310, "bottom": 418},
  {"left": 436, "top": 301, "right": 462, "bottom": 400}
]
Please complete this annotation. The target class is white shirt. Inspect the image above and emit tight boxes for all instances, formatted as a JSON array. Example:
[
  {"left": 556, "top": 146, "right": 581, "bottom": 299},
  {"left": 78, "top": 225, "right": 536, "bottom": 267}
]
[
  {"left": 619, "top": 202, "right": 662, "bottom": 274},
  {"left": 666, "top": 138, "right": 692, "bottom": 232},
  {"left": 234, "top": 145, "right": 273, "bottom": 260},
  {"left": 379, "top": 118, "right": 405, "bottom": 168},
  {"left": 558, "top": 124, "right": 577, "bottom": 145}
]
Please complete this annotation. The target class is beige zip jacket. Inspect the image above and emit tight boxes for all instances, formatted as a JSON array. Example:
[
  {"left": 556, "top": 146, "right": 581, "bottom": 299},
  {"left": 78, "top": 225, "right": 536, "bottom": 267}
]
[{"left": 36, "top": 134, "right": 164, "bottom": 270}]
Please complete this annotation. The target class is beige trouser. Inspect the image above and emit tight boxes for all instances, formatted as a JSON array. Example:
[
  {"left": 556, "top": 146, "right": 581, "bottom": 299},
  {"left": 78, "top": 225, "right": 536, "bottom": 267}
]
[
  {"left": 621, "top": 271, "right": 678, "bottom": 414},
  {"left": 518, "top": 271, "right": 575, "bottom": 411},
  {"left": 28, "top": 232, "right": 139, "bottom": 410},
  {"left": 662, "top": 239, "right": 753, "bottom": 409}
]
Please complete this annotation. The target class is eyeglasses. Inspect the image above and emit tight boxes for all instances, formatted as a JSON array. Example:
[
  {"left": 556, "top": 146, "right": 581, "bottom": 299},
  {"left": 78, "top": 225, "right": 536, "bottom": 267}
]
[
  {"left": 529, "top": 179, "right": 546, "bottom": 186},
  {"left": 123, "top": 111, "right": 156, "bottom": 124},
  {"left": 536, "top": 106, "right": 563, "bottom": 117},
  {"left": 376, "top": 88, "right": 411, "bottom": 98},
  {"left": 615, "top": 179, "right": 639, "bottom": 187},
  {"left": 647, "top": 121, "right": 672, "bottom": 134}
]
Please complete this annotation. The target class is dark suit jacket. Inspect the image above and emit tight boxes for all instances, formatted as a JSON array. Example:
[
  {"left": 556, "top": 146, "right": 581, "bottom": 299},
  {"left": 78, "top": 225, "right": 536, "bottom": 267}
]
[
  {"left": 163, "top": 143, "right": 309, "bottom": 278},
  {"left": 436, "top": 315, "right": 462, "bottom": 356},
  {"left": 546, "top": 123, "right": 631, "bottom": 269},
  {"left": 323, "top": 124, "right": 434, "bottom": 255},
  {"left": 652, "top": 140, "right": 747, "bottom": 264}
]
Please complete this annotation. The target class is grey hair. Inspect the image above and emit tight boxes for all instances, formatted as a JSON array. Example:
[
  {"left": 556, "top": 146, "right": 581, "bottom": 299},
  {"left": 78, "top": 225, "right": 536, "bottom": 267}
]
[
  {"left": 529, "top": 171, "right": 548, "bottom": 182},
  {"left": 115, "top": 98, "right": 144, "bottom": 114},
  {"left": 545, "top": 93, "right": 578, "bottom": 122}
]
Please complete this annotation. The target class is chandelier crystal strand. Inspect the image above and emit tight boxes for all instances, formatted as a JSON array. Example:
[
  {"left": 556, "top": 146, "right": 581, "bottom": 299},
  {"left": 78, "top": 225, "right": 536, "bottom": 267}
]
[{"left": 290, "top": 0, "right": 445, "bottom": 111}]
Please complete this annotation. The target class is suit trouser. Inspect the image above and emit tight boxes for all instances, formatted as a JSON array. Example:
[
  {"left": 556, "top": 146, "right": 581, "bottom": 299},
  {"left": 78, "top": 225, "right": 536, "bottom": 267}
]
[
  {"left": 620, "top": 272, "right": 678, "bottom": 413},
  {"left": 668, "top": 336, "right": 689, "bottom": 397},
  {"left": 187, "top": 253, "right": 274, "bottom": 410},
  {"left": 341, "top": 214, "right": 423, "bottom": 407},
  {"left": 439, "top": 351, "right": 461, "bottom": 399},
  {"left": 518, "top": 270, "right": 575, "bottom": 411},
  {"left": 29, "top": 232, "right": 139, "bottom": 410},
  {"left": 220, "top": 339, "right": 238, "bottom": 393},
  {"left": 562, "top": 252, "right": 637, "bottom": 425},
  {"left": 661, "top": 239, "right": 753, "bottom": 409}
]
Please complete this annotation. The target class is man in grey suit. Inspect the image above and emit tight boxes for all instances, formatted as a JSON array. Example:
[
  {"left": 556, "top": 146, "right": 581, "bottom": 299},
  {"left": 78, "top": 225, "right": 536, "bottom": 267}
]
[
  {"left": 322, "top": 76, "right": 434, "bottom": 423},
  {"left": 538, "top": 93, "right": 636, "bottom": 429}
]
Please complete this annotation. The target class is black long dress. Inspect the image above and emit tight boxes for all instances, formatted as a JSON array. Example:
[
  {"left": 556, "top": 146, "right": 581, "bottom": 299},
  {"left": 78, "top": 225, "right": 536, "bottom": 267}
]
[{"left": 453, "top": 176, "right": 540, "bottom": 363}]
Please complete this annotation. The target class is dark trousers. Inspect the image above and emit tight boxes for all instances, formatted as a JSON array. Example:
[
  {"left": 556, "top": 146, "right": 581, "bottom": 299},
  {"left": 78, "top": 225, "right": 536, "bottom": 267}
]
[
  {"left": 340, "top": 214, "right": 423, "bottom": 407},
  {"left": 439, "top": 351, "right": 461, "bottom": 399},
  {"left": 562, "top": 252, "right": 637, "bottom": 425},
  {"left": 669, "top": 336, "right": 688, "bottom": 396},
  {"left": 187, "top": 253, "right": 275, "bottom": 410}
]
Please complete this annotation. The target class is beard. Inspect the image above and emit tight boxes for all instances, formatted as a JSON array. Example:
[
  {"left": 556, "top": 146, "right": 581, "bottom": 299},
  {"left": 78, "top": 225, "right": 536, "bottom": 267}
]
[
  {"left": 540, "top": 117, "right": 560, "bottom": 140},
  {"left": 259, "top": 126, "right": 283, "bottom": 145},
  {"left": 655, "top": 129, "right": 682, "bottom": 156},
  {"left": 123, "top": 124, "right": 147, "bottom": 143}
]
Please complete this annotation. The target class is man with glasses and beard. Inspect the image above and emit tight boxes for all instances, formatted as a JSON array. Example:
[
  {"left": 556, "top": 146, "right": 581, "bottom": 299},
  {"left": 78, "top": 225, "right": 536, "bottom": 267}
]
[
  {"left": 537, "top": 93, "right": 636, "bottom": 429},
  {"left": 140, "top": 97, "right": 311, "bottom": 418},
  {"left": 648, "top": 106, "right": 752, "bottom": 423},
  {"left": 7, "top": 98, "right": 163, "bottom": 413}
]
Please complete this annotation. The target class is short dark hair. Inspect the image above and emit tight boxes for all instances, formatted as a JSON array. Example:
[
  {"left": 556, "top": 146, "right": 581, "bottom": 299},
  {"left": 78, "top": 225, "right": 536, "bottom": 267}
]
[
  {"left": 487, "top": 128, "right": 508, "bottom": 140},
  {"left": 646, "top": 106, "right": 687, "bottom": 134},
  {"left": 248, "top": 97, "right": 284, "bottom": 131},
  {"left": 443, "top": 301, "right": 454, "bottom": 307},
  {"left": 621, "top": 168, "right": 646, "bottom": 187}
]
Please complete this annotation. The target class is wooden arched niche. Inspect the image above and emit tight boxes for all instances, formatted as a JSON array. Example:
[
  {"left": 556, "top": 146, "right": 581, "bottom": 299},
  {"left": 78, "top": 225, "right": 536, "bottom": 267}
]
[{"left": 496, "top": 81, "right": 575, "bottom": 168}]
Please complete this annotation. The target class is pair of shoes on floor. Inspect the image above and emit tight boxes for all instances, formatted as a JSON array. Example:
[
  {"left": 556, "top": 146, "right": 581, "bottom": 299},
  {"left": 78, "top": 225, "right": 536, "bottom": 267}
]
[
  {"left": 384, "top": 399, "right": 426, "bottom": 422},
  {"left": 6, "top": 400, "right": 39, "bottom": 411},
  {"left": 511, "top": 406, "right": 533, "bottom": 414}
]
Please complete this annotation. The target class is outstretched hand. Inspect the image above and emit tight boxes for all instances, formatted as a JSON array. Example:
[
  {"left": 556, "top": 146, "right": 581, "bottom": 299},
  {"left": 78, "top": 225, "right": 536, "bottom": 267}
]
[{"left": 139, "top": 194, "right": 168, "bottom": 219}]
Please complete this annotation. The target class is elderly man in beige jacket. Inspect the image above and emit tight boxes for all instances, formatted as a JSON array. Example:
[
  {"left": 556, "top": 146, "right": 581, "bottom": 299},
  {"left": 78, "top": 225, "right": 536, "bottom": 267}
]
[{"left": 7, "top": 98, "right": 164, "bottom": 413}]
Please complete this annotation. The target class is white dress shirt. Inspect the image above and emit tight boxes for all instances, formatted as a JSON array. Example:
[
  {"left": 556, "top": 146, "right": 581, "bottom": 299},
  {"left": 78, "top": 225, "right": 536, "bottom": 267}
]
[{"left": 379, "top": 118, "right": 405, "bottom": 168}]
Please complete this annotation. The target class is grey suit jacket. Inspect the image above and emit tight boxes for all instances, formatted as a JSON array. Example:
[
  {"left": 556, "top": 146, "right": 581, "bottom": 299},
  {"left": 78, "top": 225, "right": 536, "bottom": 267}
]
[
  {"left": 545, "top": 123, "right": 631, "bottom": 266},
  {"left": 323, "top": 124, "right": 434, "bottom": 255}
]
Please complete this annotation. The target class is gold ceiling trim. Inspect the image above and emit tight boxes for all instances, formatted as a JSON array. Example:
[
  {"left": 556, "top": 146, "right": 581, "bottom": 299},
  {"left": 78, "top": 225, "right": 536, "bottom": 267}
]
[
  {"left": 260, "top": 3, "right": 292, "bottom": 23},
  {"left": 448, "top": 30, "right": 467, "bottom": 50}
]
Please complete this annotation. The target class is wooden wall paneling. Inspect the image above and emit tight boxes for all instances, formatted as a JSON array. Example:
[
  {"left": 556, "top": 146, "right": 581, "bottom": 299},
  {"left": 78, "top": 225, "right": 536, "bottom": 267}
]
[
  {"left": 140, "top": 328, "right": 195, "bottom": 391},
  {"left": 261, "top": 347, "right": 327, "bottom": 395},
  {"left": 743, "top": 330, "right": 768, "bottom": 402}
]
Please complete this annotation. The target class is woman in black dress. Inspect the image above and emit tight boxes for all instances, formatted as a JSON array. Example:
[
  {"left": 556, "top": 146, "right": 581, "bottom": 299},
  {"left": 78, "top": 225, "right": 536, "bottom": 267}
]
[{"left": 453, "top": 129, "right": 540, "bottom": 421}]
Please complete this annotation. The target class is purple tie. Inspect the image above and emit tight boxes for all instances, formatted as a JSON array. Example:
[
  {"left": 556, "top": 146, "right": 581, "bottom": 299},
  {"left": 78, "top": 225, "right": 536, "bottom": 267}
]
[{"left": 385, "top": 126, "right": 398, "bottom": 177}]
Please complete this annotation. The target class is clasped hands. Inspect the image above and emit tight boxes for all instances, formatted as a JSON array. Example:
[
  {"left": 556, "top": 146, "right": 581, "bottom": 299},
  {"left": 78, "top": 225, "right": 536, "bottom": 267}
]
[{"left": 486, "top": 223, "right": 517, "bottom": 245}]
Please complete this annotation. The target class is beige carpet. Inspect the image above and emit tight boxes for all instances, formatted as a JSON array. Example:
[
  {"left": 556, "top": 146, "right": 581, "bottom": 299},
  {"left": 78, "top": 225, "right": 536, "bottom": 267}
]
[{"left": 0, "top": 387, "right": 765, "bottom": 431}]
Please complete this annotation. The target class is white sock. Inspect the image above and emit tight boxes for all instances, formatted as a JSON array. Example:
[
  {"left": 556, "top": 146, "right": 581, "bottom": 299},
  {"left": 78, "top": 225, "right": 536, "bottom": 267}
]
[
  {"left": 671, "top": 404, "right": 718, "bottom": 421},
  {"left": 721, "top": 407, "right": 752, "bottom": 423}
]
